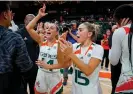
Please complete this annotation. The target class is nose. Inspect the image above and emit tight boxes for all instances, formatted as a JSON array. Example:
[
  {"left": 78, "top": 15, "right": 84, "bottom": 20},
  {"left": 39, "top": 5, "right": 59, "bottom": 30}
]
[
  {"left": 76, "top": 30, "right": 79, "bottom": 35},
  {"left": 47, "top": 27, "right": 50, "bottom": 31}
]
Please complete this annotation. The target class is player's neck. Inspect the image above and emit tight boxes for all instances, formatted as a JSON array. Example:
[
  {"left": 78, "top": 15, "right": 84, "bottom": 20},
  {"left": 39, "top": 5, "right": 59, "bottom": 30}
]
[
  {"left": 81, "top": 39, "right": 92, "bottom": 47},
  {"left": 47, "top": 38, "right": 56, "bottom": 46}
]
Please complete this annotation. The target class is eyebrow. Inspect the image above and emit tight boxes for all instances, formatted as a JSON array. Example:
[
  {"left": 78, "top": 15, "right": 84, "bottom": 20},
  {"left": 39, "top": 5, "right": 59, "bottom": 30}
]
[{"left": 78, "top": 28, "right": 83, "bottom": 29}]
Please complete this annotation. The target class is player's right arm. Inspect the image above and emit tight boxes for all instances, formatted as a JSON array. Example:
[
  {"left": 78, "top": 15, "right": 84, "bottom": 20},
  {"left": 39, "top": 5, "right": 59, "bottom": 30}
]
[{"left": 36, "top": 57, "right": 72, "bottom": 69}]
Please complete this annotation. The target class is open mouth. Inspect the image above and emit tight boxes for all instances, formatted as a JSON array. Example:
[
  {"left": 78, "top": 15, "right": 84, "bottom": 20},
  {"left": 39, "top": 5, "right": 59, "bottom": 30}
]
[
  {"left": 77, "top": 35, "right": 80, "bottom": 38},
  {"left": 46, "top": 32, "right": 51, "bottom": 35}
]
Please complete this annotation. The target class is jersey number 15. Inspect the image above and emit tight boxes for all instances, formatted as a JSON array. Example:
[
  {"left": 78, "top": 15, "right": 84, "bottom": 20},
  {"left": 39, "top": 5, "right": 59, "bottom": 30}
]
[{"left": 75, "top": 69, "right": 89, "bottom": 86}]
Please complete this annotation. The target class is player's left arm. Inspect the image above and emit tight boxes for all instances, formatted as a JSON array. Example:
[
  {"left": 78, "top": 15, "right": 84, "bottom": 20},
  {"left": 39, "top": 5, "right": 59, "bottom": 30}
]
[
  {"left": 68, "top": 45, "right": 104, "bottom": 76},
  {"left": 58, "top": 38, "right": 104, "bottom": 76}
]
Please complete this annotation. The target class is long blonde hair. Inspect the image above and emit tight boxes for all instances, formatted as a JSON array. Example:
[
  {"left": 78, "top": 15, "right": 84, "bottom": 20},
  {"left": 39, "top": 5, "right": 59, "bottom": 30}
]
[{"left": 82, "top": 22, "right": 100, "bottom": 41}]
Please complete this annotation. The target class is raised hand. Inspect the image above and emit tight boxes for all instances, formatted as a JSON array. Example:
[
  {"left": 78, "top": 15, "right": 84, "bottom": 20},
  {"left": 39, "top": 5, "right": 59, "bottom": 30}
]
[
  {"left": 38, "top": 3, "right": 48, "bottom": 17},
  {"left": 58, "top": 38, "right": 73, "bottom": 56}
]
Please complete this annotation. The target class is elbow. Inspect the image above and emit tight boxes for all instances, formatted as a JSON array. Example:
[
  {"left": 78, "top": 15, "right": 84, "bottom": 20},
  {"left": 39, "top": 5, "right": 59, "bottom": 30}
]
[
  {"left": 84, "top": 70, "right": 92, "bottom": 76},
  {"left": 26, "top": 26, "right": 30, "bottom": 31},
  {"left": 83, "top": 67, "right": 94, "bottom": 76},
  {"left": 84, "top": 72, "right": 90, "bottom": 76},
  {"left": 26, "top": 25, "right": 32, "bottom": 32}
]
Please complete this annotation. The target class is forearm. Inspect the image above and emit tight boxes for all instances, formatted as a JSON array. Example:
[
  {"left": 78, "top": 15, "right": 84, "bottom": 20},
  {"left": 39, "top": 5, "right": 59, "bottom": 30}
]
[
  {"left": 68, "top": 53, "right": 93, "bottom": 76},
  {"left": 26, "top": 15, "right": 42, "bottom": 44},
  {"left": 69, "top": 32, "right": 78, "bottom": 41},
  {"left": 50, "top": 57, "right": 72, "bottom": 69},
  {"left": 57, "top": 43, "right": 65, "bottom": 64},
  {"left": 27, "top": 15, "right": 41, "bottom": 30},
  {"left": 50, "top": 63, "right": 64, "bottom": 69}
]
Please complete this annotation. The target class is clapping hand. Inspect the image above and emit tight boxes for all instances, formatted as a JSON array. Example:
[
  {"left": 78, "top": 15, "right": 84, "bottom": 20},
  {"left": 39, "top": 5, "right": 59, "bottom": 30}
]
[{"left": 58, "top": 38, "right": 73, "bottom": 56}]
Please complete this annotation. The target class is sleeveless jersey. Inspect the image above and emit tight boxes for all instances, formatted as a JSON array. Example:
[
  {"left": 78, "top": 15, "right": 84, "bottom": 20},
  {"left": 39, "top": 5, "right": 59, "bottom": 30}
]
[{"left": 38, "top": 40, "right": 59, "bottom": 72}]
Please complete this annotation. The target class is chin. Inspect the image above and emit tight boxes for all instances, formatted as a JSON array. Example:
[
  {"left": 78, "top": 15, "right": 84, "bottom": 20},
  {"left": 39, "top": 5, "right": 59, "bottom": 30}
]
[
  {"left": 77, "top": 39, "right": 82, "bottom": 43},
  {"left": 47, "top": 37, "right": 53, "bottom": 40}
]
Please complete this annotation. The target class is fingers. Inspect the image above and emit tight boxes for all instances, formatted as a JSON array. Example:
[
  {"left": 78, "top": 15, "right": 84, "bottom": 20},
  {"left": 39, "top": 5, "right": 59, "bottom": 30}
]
[
  {"left": 60, "top": 33, "right": 65, "bottom": 38},
  {"left": 58, "top": 39, "right": 72, "bottom": 55},
  {"left": 58, "top": 40, "right": 67, "bottom": 52},
  {"left": 124, "top": 18, "right": 129, "bottom": 24},
  {"left": 68, "top": 41, "right": 72, "bottom": 47},
  {"left": 59, "top": 32, "right": 68, "bottom": 40},
  {"left": 59, "top": 38, "right": 71, "bottom": 47},
  {"left": 65, "top": 41, "right": 70, "bottom": 47},
  {"left": 36, "top": 60, "right": 44, "bottom": 67},
  {"left": 43, "top": 3, "right": 46, "bottom": 9},
  {"left": 36, "top": 60, "right": 44, "bottom": 64},
  {"left": 36, "top": 60, "right": 41, "bottom": 64},
  {"left": 121, "top": 18, "right": 125, "bottom": 26},
  {"left": 121, "top": 18, "right": 130, "bottom": 26}
]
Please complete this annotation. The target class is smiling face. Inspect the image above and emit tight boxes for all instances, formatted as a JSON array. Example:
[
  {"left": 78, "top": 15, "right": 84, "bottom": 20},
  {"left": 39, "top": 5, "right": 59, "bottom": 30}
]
[
  {"left": 45, "top": 23, "right": 58, "bottom": 40},
  {"left": 77, "top": 23, "right": 92, "bottom": 44}
]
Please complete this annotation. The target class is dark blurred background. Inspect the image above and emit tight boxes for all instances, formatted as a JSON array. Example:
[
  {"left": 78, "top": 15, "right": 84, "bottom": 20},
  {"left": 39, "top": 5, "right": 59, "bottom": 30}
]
[{"left": 10, "top": 1, "right": 133, "bottom": 24}]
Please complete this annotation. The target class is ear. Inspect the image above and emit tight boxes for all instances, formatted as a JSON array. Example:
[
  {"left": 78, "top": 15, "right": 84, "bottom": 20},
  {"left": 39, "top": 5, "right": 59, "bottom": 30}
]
[
  {"left": 88, "top": 32, "right": 93, "bottom": 38},
  {"left": 56, "top": 31, "right": 59, "bottom": 35},
  {"left": 3, "top": 11, "right": 8, "bottom": 20}
]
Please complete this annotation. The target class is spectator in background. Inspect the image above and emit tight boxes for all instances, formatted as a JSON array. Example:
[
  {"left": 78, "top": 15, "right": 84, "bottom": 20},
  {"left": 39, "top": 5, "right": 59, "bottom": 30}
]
[
  {"left": 0, "top": 2, "right": 33, "bottom": 94},
  {"left": 101, "top": 29, "right": 111, "bottom": 71},
  {"left": 8, "top": 12, "right": 19, "bottom": 32},
  {"left": 16, "top": 14, "right": 39, "bottom": 94},
  {"left": 63, "top": 22, "right": 78, "bottom": 85},
  {"left": 67, "top": 22, "right": 78, "bottom": 43}
]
